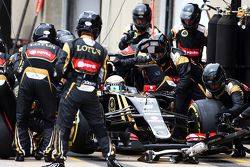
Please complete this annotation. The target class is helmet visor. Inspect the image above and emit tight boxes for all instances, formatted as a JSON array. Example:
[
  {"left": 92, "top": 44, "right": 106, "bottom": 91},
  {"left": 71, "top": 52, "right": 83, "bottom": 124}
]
[
  {"left": 182, "top": 19, "right": 194, "bottom": 26},
  {"left": 134, "top": 17, "right": 149, "bottom": 27}
]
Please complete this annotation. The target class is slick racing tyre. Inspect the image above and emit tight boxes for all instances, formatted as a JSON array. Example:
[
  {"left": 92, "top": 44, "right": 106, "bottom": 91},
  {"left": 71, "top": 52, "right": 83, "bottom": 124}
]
[
  {"left": 69, "top": 111, "right": 97, "bottom": 154},
  {"left": 0, "top": 112, "right": 14, "bottom": 158},
  {"left": 188, "top": 99, "right": 223, "bottom": 133}
]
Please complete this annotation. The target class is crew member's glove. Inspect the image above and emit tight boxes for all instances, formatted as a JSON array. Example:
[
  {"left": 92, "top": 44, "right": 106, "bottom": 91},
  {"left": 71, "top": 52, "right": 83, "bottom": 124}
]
[
  {"left": 121, "top": 30, "right": 135, "bottom": 44},
  {"left": 135, "top": 55, "right": 152, "bottom": 63},
  {"left": 232, "top": 114, "right": 244, "bottom": 128},
  {"left": 112, "top": 58, "right": 122, "bottom": 66},
  {"left": 216, "top": 111, "right": 232, "bottom": 123}
]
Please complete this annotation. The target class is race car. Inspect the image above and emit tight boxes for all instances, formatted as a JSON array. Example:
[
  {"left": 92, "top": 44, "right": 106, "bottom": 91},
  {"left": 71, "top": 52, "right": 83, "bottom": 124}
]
[
  {"left": 100, "top": 75, "right": 189, "bottom": 151},
  {"left": 138, "top": 98, "right": 250, "bottom": 164}
]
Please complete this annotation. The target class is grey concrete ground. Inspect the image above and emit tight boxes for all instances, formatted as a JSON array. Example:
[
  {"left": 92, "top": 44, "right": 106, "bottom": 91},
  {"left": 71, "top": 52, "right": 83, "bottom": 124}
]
[{"left": 0, "top": 149, "right": 250, "bottom": 167}]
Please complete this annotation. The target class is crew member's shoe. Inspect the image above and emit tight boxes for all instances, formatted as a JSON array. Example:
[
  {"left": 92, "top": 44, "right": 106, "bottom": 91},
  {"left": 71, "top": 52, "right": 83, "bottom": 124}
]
[
  {"left": 42, "top": 161, "right": 65, "bottom": 167},
  {"left": 34, "top": 150, "right": 43, "bottom": 160},
  {"left": 232, "top": 148, "right": 246, "bottom": 158},
  {"left": 44, "top": 153, "right": 53, "bottom": 162},
  {"left": 15, "top": 153, "right": 24, "bottom": 162},
  {"left": 107, "top": 155, "right": 123, "bottom": 167}
]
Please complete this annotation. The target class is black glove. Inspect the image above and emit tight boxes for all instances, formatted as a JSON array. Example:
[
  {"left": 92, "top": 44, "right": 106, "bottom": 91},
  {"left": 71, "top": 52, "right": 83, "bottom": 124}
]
[
  {"left": 121, "top": 30, "right": 135, "bottom": 44},
  {"left": 112, "top": 58, "right": 122, "bottom": 66},
  {"left": 216, "top": 112, "right": 232, "bottom": 123},
  {"left": 232, "top": 114, "right": 245, "bottom": 128},
  {"left": 135, "top": 55, "right": 152, "bottom": 63}
]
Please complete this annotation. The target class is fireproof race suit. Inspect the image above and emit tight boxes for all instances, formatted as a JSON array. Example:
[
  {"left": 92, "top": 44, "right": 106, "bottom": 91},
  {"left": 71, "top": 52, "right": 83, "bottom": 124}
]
[
  {"left": 206, "top": 79, "right": 250, "bottom": 122},
  {"left": 168, "top": 24, "right": 207, "bottom": 64},
  {"left": 14, "top": 40, "right": 66, "bottom": 157},
  {"left": 0, "top": 52, "right": 16, "bottom": 129},
  {"left": 54, "top": 35, "right": 115, "bottom": 160},
  {"left": 160, "top": 49, "right": 206, "bottom": 139},
  {"left": 117, "top": 24, "right": 166, "bottom": 90}
]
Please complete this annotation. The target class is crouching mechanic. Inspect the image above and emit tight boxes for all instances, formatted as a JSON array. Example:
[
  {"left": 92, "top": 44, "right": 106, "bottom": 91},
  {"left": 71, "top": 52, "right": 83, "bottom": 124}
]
[
  {"left": 13, "top": 23, "right": 67, "bottom": 162},
  {"left": 43, "top": 11, "right": 123, "bottom": 167},
  {"left": 137, "top": 33, "right": 206, "bottom": 140},
  {"left": 202, "top": 63, "right": 250, "bottom": 157}
]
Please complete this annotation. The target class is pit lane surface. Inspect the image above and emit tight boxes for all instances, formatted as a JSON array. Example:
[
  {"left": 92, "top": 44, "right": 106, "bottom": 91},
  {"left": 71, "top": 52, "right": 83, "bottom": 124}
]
[{"left": 1, "top": 149, "right": 250, "bottom": 167}]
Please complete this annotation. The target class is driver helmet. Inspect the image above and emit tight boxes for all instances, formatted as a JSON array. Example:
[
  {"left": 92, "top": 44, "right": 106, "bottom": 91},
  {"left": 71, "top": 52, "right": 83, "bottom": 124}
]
[
  {"left": 202, "top": 63, "right": 226, "bottom": 93},
  {"left": 104, "top": 75, "right": 127, "bottom": 93}
]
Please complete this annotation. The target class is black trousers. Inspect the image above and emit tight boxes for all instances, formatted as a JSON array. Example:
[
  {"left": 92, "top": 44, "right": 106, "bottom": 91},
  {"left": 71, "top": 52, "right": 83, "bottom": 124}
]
[
  {"left": 55, "top": 82, "right": 113, "bottom": 160},
  {"left": 0, "top": 75, "right": 16, "bottom": 130},
  {"left": 15, "top": 68, "right": 56, "bottom": 156},
  {"left": 173, "top": 83, "right": 205, "bottom": 139}
]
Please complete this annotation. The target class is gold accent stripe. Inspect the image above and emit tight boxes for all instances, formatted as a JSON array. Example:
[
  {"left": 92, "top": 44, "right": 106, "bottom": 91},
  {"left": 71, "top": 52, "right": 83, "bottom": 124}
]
[
  {"left": 116, "top": 94, "right": 126, "bottom": 121},
  {"left": 65, "top": 82, "right": 75, "bottom": 99},
  {"left": 188, "top": 105, "right": 201, "bottom": 133},
  {"left": 72, "top": 112, "right": 80, "bottom": 143},
  {"left": 62, "top": 43, "right": 71, "bottom": 75}
]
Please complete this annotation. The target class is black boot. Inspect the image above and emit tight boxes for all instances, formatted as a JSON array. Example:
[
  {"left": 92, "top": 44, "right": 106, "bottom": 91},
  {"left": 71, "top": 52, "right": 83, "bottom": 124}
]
[
  {"left": 232, "top": 148, "right": 246, "bottom": 158},
  {"left": 107, "top": 155, "right": 123, "bottom": 167},
  {"left": 34, "top": 150, "right": 43, "bottom": 160},
  {"left": 44, "top": 153, "right": 53, "bottom": 162},
  {"left": 42, "top": 159, "right": 65, "bottom": 167},
  {"left": 15, "top": 153, "right": 24, "bottom": 162}
]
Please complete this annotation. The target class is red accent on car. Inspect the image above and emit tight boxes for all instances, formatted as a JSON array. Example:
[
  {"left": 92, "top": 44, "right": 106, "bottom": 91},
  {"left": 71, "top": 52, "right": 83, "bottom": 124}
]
[
  {"left": 186, "top": 133, "right": 206, "bottom": 142},
  {"left": 130, "top": 133, "right": 139, "bottom": 141},
  {"left": 0, "top": 58, "right": 6, "bottom": 66},
  {"left": 143, "top": 85, "right": 156, "bottom": 92},
  {"left": 26, "top": 49, "right": 56, "bottom": 61}
]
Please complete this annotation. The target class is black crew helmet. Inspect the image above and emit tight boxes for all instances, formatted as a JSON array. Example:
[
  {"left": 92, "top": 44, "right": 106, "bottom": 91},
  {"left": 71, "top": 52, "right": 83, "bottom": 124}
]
[
  {"left": 137, "top": 32, "right": 171, "bottom": 64},
  {"left": 76, "top": 11, "right": 102, "bottom": 39},
  {"left": 32, "top": 23, "right": 57, "bottom": 44},
  {"left": 56, "top": 30, "right": 75, "bottom": 48},
  {"left": 132, "top": 3, "right": 152, "bottom": 31},
  {"left": 0, "top": 39, "right": 7, "bottom": 53},
  {"left": 180, "top": 3, "right": 201, "bottom": 30},
  {"left": 202, "top": 63, "right": 226, "bottom": 93}
]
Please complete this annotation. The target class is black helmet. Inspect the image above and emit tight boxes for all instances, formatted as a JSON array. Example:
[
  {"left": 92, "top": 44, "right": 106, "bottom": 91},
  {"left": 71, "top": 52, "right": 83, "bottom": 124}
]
[
  {"left": 132, "top": 3, "right": 151, "bottom": 31},
  {"left": 56, "top": 30, "right": 75, "bottom": 48},
  {"left": 76, "top": 11, "right": 102, "bottom": 39},
  {"left": 33, "top": 23, "right": 56, "bottom": 43},
  {"left": 0, "top": 39, "right": 7, "bottom": 53},
  {"left": 202, "top": 63, "right": 226, "bottom": 93},
  {"left": 138, "top": 33, "right": 170, "bottom": 64},
  {"left": 180, "top": 3, "right": 201, "bottom": 30}
]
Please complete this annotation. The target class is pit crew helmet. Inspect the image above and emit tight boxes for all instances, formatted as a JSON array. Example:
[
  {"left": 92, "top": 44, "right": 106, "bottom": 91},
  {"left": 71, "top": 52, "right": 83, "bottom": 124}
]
[
  {"left": 202, "top": 63, "right": 226, "bottom": 93},
  {"left": 76, "top": 11, "right": 102, "bottom": 39},
  {"left": 137, "top": 32, "right": 171, "bottom": 64},
  {"left": 180, "top": 3, "right": 201, "bottom": 30},
  {"left": 33, "top": 23, "right": 56, "bottom": 44},
  {"left": 56, "top": 30, "right": 75, "bottom": 48},
  {"left": 132, "top": 3, "right": 151, "bottom": 31},
  {"left": 104, "top": 75, "right": 127, "bottom": 93}
]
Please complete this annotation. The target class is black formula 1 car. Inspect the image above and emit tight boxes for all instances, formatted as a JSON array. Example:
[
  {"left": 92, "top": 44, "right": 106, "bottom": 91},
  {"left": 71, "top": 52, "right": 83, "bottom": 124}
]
[
  {"left": 138, "top": 98, "right": 250, "bottom": 164},
  {"left": 100, "top": 85, "right": 190, "bottom": 151}
]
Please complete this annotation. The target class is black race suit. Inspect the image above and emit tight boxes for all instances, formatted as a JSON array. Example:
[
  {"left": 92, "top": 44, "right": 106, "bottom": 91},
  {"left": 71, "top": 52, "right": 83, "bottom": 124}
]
[
  {"left": 117, "top": 24, "right": 166, "bottom": 90},
  {"left": 14, "top": 40, "right": 66, "bottom": 156},
  {"left": 54, "top": 35, "right": 113, "bottom": 160},
  {"left": 168, "top": 24, "right": 207, "bottom": 64},
  {"left": 0, "top": 52, "right": 16, "bottom": 129},
  {"left": 159, "top": 49, "right": 206, "bottom": 139},
  {"left": 206, "top": 79, "right": 250, "bottom": 125}
]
